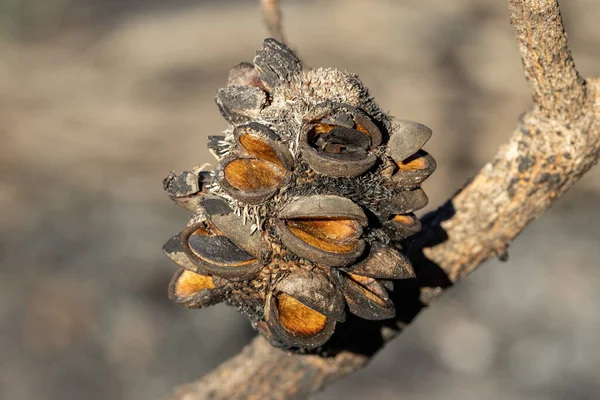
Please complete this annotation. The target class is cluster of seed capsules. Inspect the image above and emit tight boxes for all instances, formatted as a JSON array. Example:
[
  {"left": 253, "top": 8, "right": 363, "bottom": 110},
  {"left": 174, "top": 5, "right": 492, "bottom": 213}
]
[{"left": 162, "top": 39, "right": 436, "bottom": 350}]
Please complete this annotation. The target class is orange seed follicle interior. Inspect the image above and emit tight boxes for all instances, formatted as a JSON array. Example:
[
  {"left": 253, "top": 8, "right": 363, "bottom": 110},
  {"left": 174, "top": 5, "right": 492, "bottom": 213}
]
[
  {"left": 239, "top": 134, "right": 284, "bottom": 167},
  {"left": 175, "top": 270, "right": 215, "bottom": 297},
  {"left": 392, "top": 214, "right": 417, "bottom": 225},
  {"left": 397, "top": 152, "right": 428, "bottom": 171},
  {"left": 224, "top": 159, "right": 286, "bottom": 192},
  {"left": 286, "top": 219, "right": 360, "bottom": 253},
  {"left": 277, "top": 293, "right": 328, "bottom": 337}
]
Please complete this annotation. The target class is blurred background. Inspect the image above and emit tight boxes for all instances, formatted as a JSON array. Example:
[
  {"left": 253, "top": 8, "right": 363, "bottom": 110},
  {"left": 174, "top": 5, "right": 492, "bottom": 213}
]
[{"left": 1, "top": 0, "right": 600, "bottom": 399}]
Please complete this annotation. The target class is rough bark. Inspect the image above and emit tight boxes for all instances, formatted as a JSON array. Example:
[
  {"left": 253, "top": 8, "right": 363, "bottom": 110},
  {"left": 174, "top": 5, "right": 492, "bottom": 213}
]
[{"left": 169, "top": 1, "right": 600, "bottom": 399}]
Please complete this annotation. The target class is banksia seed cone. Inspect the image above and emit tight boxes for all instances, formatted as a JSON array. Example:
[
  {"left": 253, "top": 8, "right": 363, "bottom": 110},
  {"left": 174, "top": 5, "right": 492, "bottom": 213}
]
[{"left": 162, "top": 39, "right": 435, "bottom": 350}]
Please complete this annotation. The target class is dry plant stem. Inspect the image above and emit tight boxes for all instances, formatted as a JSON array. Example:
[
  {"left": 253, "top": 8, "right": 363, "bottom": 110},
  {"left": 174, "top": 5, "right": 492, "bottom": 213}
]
[
  {"left": 261, "top": 0, "right": 286, "bottom": 43},
  {"left": 509, "top": 0, "right": 587, "bottom": 121},
  {"left": 169, "top": 1, "right": 600, "bottom": 399},
  {"left": 427, "top": 0, "right": 598, "bottom": 282}
]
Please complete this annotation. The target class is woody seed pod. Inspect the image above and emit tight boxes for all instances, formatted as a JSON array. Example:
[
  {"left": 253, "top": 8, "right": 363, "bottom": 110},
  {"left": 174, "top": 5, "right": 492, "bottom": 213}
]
[
  {"left": 275, "top": 269, "right": 346, "bottom": 322},
  {"left": 217, "top": 123, "right": 291, "bottom": 204},
  {"left": 264, "top": 291, "right": 337, "bottom": 349},
  {"left": 392, "top": 150, "right": 437, "bottom": 189},
  {"left": 168, "top": 268, "right": 225, "bottom": 309},
  {"left": 382, "top": 213, "right": 423, "bottom": 241},
  {"left": 162, "top": 39, "right": 436, "bottom": 350},
  {"left": 387, "top": 120, "right": 432, "bottom": 162},
  {"left": 335, "top": 271, "right": 396, "bottom": 320},
  {"left": 341, "top": 242, "right": 415, "bottom": 280},
  {"left": 276, "top": 195, "right": 367, "bottom": 266},
  {"left": 299, "top": 103, "right": 383, "bottom": 177},
  {"left": 181, "top": 216, "right": 264, "bottom": 281}
]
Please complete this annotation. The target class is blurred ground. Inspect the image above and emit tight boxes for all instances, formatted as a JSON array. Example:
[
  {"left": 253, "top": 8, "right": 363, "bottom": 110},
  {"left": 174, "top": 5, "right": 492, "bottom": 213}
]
[{"left": 1, "top": 0, "right": 600, "bottom": 399}]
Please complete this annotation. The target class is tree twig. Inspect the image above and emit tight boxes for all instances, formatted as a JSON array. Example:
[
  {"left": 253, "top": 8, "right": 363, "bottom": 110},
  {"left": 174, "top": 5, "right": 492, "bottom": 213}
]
[
  {"left": 261, "top": 0, "right": 286, "bottom": 44},
  {"left": 169, "top": 1, "right": 600, "bottom": 399},
  {"left": 508, "top": 0, "right": 587, "bottom": 121}
]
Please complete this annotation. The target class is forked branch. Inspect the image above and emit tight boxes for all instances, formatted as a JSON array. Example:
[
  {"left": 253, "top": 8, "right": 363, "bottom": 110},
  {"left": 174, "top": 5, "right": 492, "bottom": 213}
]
[{"left": 169, "top": 1, "right": 600, "bottom": 398}]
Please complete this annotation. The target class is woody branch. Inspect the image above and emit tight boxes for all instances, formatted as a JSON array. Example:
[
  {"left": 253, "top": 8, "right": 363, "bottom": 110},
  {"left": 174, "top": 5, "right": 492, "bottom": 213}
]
[{"left": 169, "top": 1, "right": 600, "bottom": 399}]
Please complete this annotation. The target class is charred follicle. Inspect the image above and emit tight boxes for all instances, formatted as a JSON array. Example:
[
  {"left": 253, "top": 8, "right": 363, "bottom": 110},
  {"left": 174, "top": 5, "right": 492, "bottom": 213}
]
[
  {"left": 180, "top": 216, "right": 264, "bottom": 281},
  {"left": 217, "top": 123, "right": 292, "bottom": 204},
  {"left": 162, "top": 38, "right": 436, "bottom": 350},
  {"left": 275, "top": 269, "right": 346, "bottom": 322},
  {"left": 300, "top": 103, "right": 383, "bottom": 178},
  {"left": 215, "top": 86, "right": 268, "bottom": 125},
  {"left": 264, "top": 291, "right": 336, "bottom": 349},
  {"left": 392, "top": 150, "right": 437, "bottom": 189},
  {"left": 163, "top": 169, "right": 212, "bottom": 211},
  {"left": 200, "top": 196, "right": 269, "bottom": 259},
  {"left": 216, "top": 62, "right": 271, "bottom": 124},
  {"left": 259, "top": 269, "right": 344, "bottom": 349},
  {"left": 168, "top": 268, "right": 225, "bottom": 309},
  {"left": 276, "top": 195, "right": 368, "bottom": 267},
  {"left": 234, "top": 123, "right": 293, "bottom": 169},
  {"left": 382, "top": 213, "right": 423, "bottom": 241},
  {"left": 342, "top": 242, "right": 415, "bottom": 280},
  {"left": 387, "top": 120, "right": 432, "bottom": 163},
  {"left": 335, "top": 271, "right": 396, "bottom": 321},
  {"left": 377, "top": 187, "right": 429, "bottom": 219},
  {"left": 163, "top": 233, "right": 202, "bottom": 272},
  {"left": 219, "top": 155, "right": 287, "bottom": 202},
  {"left": 253, "top": 38, "right": 302, "bottom": 92}
]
